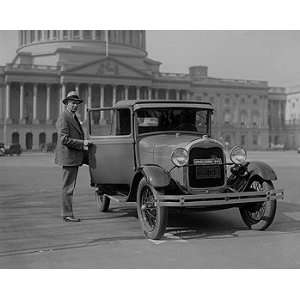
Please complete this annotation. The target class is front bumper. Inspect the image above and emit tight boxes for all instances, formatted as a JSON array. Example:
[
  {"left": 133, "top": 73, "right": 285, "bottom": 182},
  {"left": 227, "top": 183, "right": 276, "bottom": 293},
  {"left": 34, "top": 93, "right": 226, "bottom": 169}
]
[{"left": 156, "top": 189, "right": 284, "bottom": 207}]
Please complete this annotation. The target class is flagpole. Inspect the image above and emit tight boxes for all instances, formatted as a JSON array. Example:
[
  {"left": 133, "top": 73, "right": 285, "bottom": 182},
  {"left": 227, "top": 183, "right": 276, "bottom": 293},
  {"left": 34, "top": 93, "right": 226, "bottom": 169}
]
[{"left": 105, "top": 30, "right": 109, "bottom": 56}]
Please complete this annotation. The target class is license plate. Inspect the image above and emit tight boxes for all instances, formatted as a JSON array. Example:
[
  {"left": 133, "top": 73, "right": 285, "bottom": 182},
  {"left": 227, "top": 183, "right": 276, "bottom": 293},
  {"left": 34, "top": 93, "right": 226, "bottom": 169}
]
[{"left": 196, "top": 165, "right": 221, "bottom": 179}]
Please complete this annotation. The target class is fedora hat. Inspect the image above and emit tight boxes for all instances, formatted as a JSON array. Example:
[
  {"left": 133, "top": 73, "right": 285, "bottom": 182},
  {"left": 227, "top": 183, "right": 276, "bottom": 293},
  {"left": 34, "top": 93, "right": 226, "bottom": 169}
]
[{"left": 62, "top": 91, "right": 83, "bottom": 105}]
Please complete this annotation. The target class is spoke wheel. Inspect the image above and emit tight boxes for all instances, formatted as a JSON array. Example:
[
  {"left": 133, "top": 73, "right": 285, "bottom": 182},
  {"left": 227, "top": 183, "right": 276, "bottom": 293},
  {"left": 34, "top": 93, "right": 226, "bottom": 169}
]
[
  {"left": 239, "top": 177, "right": 276, "bottom": 230},
  {"left": 95, "top": 191, "right": 110, "bottom": 212},
  {"left": 136, "top": 178, "right": 168, "bottom": 240}
]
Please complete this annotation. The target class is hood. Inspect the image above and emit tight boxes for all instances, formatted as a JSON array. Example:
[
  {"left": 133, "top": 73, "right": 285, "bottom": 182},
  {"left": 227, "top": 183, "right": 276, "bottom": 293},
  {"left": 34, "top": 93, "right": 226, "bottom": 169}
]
[{"left": 138, "top": 133, "right": 224, "bottom": 168}]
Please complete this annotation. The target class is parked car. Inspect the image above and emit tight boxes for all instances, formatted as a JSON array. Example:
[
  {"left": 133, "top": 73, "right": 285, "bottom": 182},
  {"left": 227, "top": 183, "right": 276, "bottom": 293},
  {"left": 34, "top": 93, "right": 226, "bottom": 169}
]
[
  {"left": 5, "top": 144, "right": 22, "bottom": 156},
  {"left": 87, "top": 100, "right": 284, "bottom": 240},
  {"left": 0, "top": 142, "right": 5, "bottom": 156}
]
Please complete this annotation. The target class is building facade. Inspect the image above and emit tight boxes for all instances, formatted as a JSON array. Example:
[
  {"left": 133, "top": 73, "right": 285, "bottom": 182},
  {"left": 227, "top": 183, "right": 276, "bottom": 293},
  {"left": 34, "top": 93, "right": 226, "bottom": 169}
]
[
  {"left": 0, "top": 30, "right": 288, "bottom": 151},
  {"left": 285, "top": 85, "right": 300, "bottom": 149}
]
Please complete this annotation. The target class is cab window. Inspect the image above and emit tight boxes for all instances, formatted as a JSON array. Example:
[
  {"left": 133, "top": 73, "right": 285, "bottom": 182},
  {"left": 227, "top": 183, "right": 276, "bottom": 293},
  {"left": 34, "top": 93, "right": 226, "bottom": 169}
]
[{"left": 89, "top": 108, "right": 131, "bottom": 136}]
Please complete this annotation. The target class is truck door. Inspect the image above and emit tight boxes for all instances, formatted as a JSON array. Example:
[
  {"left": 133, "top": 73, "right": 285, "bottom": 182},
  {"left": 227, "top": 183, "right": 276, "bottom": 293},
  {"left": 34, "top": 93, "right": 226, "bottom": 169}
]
[{"left": 87, "top": 107, "right": 135, "bottom": 185}]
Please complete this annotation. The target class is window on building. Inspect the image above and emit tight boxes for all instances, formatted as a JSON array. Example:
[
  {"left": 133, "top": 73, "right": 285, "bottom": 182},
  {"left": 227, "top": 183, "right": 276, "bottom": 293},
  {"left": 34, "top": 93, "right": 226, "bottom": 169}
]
[
  {"left": 73, "top": 30, "right": 80, "bottom": 39},
  {"left": 62, "top": 30, "right": 69, "bottom": 39},
  {"left": 253, "top": 98, "right": 257, "bottom": 105},
  {"left": 252, "top": 111, "right": 260, "bottom": 127},
  {"left": 241, "top": 135, "right": 246, "bottom": 146},
  {"left": 225, "top": 135, "right": 231, "bottom": 146},
  {"left": 224, "top": 110, "right": 231, "bottom": 124},
  {"left": 240, "top": 111, "right": 247, "bottom": 126},
  {"left": 241, "top": 98, "right": 245, "bottom": 104},
  {"left": 129, "top": 31, "right": 133, "bottom": 44},
  {"left": 225, "top": 98, "right": 230, "bottom": 105},
  {"left": 37, "top": 30, "right": 42, "bottom": 41},
  {"left": 95, "top": 30, "right": 103, "bottom": 40},
  {"left": 83, "top": 30, "right": 92, "bottom": 39},
  {"left": 253, "top": 135, "right": 258, "bottom": 145},
  {"left": 30, "top": 30, "right": 35, "bottom": 42}
]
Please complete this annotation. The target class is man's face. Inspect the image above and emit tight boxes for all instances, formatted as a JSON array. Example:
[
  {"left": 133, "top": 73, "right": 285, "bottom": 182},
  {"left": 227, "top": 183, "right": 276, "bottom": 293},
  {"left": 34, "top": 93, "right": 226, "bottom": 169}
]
[{"left": 66, "top": 100, "right": 81, "bottom": 113}]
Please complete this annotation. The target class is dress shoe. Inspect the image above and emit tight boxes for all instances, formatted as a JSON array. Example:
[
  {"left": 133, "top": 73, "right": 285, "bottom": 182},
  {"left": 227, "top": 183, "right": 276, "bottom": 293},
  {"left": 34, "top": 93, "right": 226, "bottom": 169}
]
[{"left": 63, "top": 216, "right": 81, "bottom": 222}]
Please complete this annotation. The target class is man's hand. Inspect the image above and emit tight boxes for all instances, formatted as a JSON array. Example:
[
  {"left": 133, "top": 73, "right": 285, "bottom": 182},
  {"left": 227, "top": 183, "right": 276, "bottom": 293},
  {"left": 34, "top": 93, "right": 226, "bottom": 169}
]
[{"left": 83, "top": 140, "right": 93, "bottom": 150}]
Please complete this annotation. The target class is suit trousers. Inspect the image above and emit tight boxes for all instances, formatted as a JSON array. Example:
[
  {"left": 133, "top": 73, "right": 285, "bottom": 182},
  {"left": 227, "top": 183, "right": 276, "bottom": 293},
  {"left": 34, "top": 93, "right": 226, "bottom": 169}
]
[{"left": 62, "top": 166, "right": 79, "bottom": 217}]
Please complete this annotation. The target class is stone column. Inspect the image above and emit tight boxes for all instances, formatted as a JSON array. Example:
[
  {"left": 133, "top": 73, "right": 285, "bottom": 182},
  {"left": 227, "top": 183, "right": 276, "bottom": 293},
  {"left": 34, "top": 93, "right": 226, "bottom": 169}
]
[
  {"left": 5, "top": 83, "right": 11, "bottom": 122},
  {"left": 60, "top": 84, "right": 66, "bottom": 114},
  {"left": 33, "top": 84, "right": 38, "bottom": 124},
  {"left": 148, "top": 87, "right": 152, "bottom": 100},
  {"left": 125, "top": 86, "right": 128, "bottom": 100},
  {"left": 46, "top": 84, "right": 51, "bottom": 124},
  {"left": 136, "top": 86, "right": 140, "bottom": 100},
  {"left": 176, "top": 90, "right": 180, "bottom": 100},
  {"left": 187, "top": 91, "right": 192, "bottom": 100},
  {"left": 112, "top": 85, "right": 117, "bottom": 106},
  {"left": 166, "top": 89, "right": 169, "bottom": 100},
  {"left": 155, "top": 89, "right": 158, "bottom": 99},
  {"left": 85, "top": 84, "right": 92, "bottom": 121},
  {"left": 100, "top": 85, "right": 104, "bottom": 122},
  {"left": 19, "top": 83, "right": 24, "bottom": 122},
  {"left": 92, "top": 30, "right": 96, "bottom": 40},
  {"left": 75, "top": 84, "right": 81, "bottom": 119}
]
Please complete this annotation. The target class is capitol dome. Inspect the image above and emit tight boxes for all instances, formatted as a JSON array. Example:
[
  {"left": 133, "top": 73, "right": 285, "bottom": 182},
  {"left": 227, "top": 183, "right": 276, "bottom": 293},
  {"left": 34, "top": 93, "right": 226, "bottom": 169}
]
[{"left": 17, "top": 30, "right": 147, "bottom": 60}]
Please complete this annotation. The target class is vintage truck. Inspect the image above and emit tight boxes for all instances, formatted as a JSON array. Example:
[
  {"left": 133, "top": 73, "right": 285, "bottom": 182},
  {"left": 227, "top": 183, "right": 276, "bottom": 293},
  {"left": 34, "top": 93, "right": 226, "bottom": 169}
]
[{"left": 87, "top": 100, "right": 283, "bottom": 240}]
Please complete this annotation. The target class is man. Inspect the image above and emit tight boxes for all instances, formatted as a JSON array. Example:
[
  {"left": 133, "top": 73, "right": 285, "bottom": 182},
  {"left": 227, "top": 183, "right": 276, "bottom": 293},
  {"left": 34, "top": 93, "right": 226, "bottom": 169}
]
[{"left": 55, "top": 91, "right": 91, "bottom": 222}]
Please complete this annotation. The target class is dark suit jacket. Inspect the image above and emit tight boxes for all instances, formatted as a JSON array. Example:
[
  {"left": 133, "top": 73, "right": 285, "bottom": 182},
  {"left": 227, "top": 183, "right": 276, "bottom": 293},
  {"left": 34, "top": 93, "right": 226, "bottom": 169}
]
[{"left": 55, "top": 110, "right": 85, "bottom": 167}]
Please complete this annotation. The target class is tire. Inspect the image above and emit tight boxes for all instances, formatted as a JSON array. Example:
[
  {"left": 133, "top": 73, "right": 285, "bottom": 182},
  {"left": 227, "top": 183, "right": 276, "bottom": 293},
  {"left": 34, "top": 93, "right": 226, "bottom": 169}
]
[
  {"left": 239, "top": 177, "right": 276, "bottom": 230},
  {"left": 136, "top": 178, "right": 168, "bottom": 240},
  {"left": 95, "top": 191, "right": 110, "bottom": 212}
]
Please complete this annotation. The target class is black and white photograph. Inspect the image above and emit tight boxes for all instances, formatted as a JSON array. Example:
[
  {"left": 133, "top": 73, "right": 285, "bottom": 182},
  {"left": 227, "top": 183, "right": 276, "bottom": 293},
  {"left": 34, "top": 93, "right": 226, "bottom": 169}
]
[{"left": 0, "top": 1, "right": 299, "bottom": 299}]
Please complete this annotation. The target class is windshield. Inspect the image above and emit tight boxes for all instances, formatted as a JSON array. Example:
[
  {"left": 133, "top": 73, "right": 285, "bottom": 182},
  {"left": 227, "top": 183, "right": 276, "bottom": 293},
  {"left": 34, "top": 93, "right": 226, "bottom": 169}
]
[{"left": 136, "top": 107, "right": 210, "bottom": 135}]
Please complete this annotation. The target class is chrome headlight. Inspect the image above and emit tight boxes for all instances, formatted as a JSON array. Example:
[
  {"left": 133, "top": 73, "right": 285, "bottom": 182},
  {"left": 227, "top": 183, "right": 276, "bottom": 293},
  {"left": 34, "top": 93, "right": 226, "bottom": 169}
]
[
  {"left": 171, "top": 148, "right": 188, "bottom": 167},
  {"left": 230, "top": 146, "right": 247, "bottom": 164}
]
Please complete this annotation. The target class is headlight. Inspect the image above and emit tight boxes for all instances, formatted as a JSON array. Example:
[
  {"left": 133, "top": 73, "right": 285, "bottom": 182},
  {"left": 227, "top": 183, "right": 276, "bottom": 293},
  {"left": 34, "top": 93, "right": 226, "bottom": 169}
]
[
  {"left": 230, "top": 146, "right": 247, "bottom": 164},
  {"left": 171, "top": 148, "right": 188, "bottom": 167}
]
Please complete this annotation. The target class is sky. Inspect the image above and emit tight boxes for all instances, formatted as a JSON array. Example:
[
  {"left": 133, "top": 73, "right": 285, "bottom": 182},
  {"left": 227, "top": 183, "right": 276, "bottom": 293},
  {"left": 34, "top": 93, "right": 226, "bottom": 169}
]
[{"left": 0, "top": 30, "right": 300, "bottom": 88}]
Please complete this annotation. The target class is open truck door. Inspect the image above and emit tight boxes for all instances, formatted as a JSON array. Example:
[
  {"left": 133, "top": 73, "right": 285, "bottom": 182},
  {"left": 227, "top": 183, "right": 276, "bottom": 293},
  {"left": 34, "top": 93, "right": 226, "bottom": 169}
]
[{"left": 87, "top": 107, "right": 136, "bottom": 187}]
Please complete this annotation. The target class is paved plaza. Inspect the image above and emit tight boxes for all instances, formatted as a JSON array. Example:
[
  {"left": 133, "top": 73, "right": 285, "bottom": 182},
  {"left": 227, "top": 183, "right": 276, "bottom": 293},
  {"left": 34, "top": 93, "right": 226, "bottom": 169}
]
[{"left": 0, "top": 151, "right": 300, "bottom": 268}]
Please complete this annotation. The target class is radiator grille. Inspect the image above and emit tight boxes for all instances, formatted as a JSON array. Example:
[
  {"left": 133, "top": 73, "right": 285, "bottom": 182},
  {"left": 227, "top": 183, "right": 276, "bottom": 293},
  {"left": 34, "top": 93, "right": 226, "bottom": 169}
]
[{"left": 188, "top": 147, "right": 225, "bottom": 188}]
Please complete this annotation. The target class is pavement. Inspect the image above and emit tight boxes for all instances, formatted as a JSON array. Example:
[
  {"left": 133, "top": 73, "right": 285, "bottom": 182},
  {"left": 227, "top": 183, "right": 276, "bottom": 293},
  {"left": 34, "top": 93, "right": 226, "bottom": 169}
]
[{"left": 1, "top": 151, "right": 300, "bottom": 268}]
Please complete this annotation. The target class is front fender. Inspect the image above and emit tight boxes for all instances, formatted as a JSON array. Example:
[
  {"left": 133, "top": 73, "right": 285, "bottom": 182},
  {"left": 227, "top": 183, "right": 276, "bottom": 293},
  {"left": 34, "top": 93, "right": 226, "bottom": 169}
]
[
  {"left": 139, "top": 165, "right": 171, "bottom": 188},
  {"left": 247, "top": 161, "right": 277, "bottom": 181},
  {"left": 127, "top": 165, "right": 172, "bottom": 202},
  {"left": 228, "top": 161, "right": 277, "bottom": 192}
]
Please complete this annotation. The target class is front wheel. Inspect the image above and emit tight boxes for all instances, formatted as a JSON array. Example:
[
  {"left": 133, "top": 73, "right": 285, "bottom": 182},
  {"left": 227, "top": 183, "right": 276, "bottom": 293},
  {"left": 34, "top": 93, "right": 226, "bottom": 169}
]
[
  {"left": 136, "top": 178, "right": 168, "bottom": 240},
  {"left": 239, "top": 177, "right": 276, "bottom": 230}
]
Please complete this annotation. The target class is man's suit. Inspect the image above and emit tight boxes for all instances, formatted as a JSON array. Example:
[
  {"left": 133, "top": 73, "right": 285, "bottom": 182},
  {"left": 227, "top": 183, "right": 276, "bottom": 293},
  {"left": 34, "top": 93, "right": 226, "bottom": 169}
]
[{"left": 55, "top": 110, "right": 85, "bottom": 217}]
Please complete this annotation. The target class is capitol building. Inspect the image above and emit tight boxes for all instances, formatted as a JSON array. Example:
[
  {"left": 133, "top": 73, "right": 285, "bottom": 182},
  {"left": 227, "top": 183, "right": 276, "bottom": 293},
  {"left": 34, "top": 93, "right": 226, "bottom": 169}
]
[{"left": 0, "top": 30, "right": 290, "bottom": 150}]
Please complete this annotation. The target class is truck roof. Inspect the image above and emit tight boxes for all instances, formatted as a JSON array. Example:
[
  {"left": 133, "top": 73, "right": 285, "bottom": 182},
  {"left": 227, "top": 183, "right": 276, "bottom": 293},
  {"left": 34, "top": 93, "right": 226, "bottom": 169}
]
[{"left": 113, "top": 99, "right": 214, "bottom": 109}]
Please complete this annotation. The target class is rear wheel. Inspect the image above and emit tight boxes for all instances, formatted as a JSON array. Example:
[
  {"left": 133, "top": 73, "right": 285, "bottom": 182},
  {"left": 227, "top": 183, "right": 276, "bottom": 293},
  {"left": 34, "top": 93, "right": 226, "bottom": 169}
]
[
  {"left": 239, "top": 177, "right": 276, "bottom": 230},
  {"left": 136, "top": 178, "right": 168, "bottom": 240},
  {"left": 95, "top": 191, "right": 110, "bottom": 212}
]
